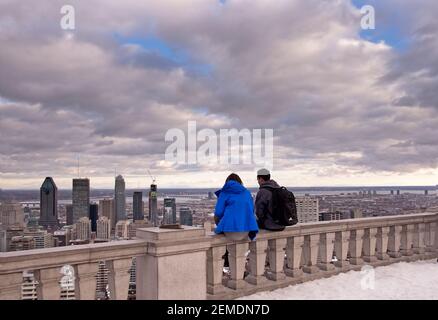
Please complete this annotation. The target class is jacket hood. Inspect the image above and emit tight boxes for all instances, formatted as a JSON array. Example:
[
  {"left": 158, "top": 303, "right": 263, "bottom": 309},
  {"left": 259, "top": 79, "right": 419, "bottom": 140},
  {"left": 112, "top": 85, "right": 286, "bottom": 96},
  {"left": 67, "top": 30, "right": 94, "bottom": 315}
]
[
  {"left": 215, "top": 180, "right": 247, "bottom": 196},
  {"left": 260, "top": 179, "right": 280, "bottom": 189}
]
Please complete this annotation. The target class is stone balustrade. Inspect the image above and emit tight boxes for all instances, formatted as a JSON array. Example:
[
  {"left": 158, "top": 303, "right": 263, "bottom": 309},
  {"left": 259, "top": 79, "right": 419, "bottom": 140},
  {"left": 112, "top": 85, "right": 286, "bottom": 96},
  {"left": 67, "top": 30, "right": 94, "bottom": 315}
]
[{"left": 0, "top": 212, "right": 437, "bottom": 300}]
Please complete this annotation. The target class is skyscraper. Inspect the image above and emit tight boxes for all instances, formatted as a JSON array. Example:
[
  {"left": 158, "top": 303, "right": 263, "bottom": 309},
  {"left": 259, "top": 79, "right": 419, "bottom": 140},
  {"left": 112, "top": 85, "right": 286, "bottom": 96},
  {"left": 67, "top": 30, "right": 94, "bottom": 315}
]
[
  {"left": 179, "top": 207, "right": 193, "bottom": 226},
  {"left": 72, "top": 179, "right": 90, "bottom": 224},
  {"left": 66, "top": 204, "right": 73, "bottom": 226},
  {"left": 295, "top": 196, "right": 319, "bottom": 223},
  {"left": 114, "top": 175, "right": 126, "bottom": 223},
  {"left": 133, "top": 192, "right": 144, "bottom": 222},
  {"left": 39, "top": 177, "right": 59, "bottom": 229},
  {"left": 99, "top": 198, "right": 115, "bottom": 230},
  {"left": 74, "top": 217, "right": 91, "bottom": 241},
  {"left": 149, "top": 183, "right": 158, "bottom": 226},
  {"left": 0, "top": 201, "right": 24, "bottom": 228},
  {"left": 163, "top": 198, "right": 177, "bottom": 224},
  {"left": 96, "top": 216, "right": 111, "bottom": 241},
  {"left": 89, "top": 203, "right": 98, "bottom": 233}
]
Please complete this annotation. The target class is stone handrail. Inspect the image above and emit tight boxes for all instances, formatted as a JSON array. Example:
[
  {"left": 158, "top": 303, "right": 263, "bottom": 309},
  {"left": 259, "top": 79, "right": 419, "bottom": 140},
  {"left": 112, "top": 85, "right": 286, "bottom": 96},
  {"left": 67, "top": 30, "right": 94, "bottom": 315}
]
[
  {"left": 0, "top": 240, "right": 147, "bottom": 300},
  {"left": 0, "top": 212, "right": 437, "bottom": 300}
]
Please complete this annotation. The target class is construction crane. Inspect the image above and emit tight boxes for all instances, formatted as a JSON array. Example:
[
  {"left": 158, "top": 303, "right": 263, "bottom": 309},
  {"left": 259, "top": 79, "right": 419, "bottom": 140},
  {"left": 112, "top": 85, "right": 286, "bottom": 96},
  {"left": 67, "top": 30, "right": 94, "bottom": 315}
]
[{"left": 147, "top": 169, "right": 156, "bottom": 184}]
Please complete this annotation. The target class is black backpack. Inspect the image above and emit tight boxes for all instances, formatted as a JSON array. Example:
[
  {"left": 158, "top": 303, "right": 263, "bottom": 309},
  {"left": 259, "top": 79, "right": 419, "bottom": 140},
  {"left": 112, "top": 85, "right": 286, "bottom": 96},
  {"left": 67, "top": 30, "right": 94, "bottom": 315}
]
[{"left": 262, "top": 186, "right": 298, "bottom": 227}]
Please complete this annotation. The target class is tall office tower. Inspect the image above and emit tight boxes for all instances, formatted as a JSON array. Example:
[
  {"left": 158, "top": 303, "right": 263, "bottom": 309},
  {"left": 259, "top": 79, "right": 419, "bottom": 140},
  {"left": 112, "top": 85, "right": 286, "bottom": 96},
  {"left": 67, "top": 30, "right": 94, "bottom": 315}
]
[
  {"left": 179, "top": 207, "right": 193, "bottom": 226},
  {"left": 149, "top": 183, "right": 158, "bottom": 226},
  {"left": 74, "top": 217, "right": 91, "bottom": 241},
  {"left": 89, "top": 203, "right": 98, "bottom": 233},
  {"left": 208, "top": 192, "right": 214, "bottom": 200},
  {"left": 99, "top": 198, "right": 115, "bottom": 230},
  {"left": 397, "top": 190, "right": 400, "bottom": 195},
  {"left": 72, "top": 178, "right": 90, "bottom": 224},
  {"left": 39, "top": 177, "right": 59, "bottom": 229},
  {"left": 96, "top": 216, "right": 111, "bottom": 241},
  {"left": 133, "top": 192, "right": 144, "bottom": 222},
  {"left": 425, "top": 190, "right": 429, "bottom": 195},
  {"left": 163, "top": 198, "right": 177, "bottom": 224},
  {"left": 0, "top": 201, "right": 24, "bottom": 228},
  {"left": 295, "top": 196, "right": 319, "bottom": 223},
  {"left": 114, "top": 175, "right": 126, "bottom": 223},
  {"left": 66, "top": 204, "right": 73, "bottom": 225},
  {"left": 390, "top": 190, "right": 394, "bottom": 195}
]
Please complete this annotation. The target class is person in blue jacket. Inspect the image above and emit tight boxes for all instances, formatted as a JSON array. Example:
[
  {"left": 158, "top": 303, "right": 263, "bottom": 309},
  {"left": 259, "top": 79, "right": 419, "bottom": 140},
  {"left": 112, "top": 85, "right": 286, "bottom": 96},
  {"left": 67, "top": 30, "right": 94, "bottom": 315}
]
[{"left": 214, "top": 173, "right": 259, "bottom": 241}]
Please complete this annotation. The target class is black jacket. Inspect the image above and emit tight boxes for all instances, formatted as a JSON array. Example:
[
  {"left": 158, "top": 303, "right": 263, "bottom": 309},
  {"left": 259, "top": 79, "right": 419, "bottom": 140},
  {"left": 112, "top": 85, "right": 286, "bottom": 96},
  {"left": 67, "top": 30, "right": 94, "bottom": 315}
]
[{"left": 255, "top": 180, "right": 284, "bottom": 230}]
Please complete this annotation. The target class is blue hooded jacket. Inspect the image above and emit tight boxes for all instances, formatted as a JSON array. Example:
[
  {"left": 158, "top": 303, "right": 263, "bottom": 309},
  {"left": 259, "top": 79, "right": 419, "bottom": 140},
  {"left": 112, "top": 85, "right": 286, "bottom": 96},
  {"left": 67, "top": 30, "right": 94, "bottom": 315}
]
[{"left": 214, "top": 180, "right": 259, "bottom": 240}]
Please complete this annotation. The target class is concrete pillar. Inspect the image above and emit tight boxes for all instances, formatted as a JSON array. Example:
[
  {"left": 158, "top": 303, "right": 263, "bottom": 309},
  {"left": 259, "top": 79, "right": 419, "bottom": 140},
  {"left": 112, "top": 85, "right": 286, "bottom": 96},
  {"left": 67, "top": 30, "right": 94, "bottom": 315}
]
[
  {"left": 400, "top": 224, "right": 414, "bottom": 256},
  {"left": 74, "top": 262, "right": 99, "bottom": 300},
  {"left": 246, "top": 240, "right": 268, "bottom": 285},
  {"left": 318, "top": 232, "right": 335, "bottom": 271},
  {"left": 106, "top": 258, "right": 132, "bottom": 300},
  {"left": 35, "top": 267, "right": 62, "bottom": 300},
  {"left": 266, "top": 238, "right": 286, "bottom": 281},
  {"left": 207, "top": 246, "right": 227, "bottom": 294},
  {"left": 413, "top": 223, "right": 426, "bottom": 254},
  {"left": 334, "top": 231, "right": 350, "bottom": 268},
  {"left": 0, "top": 272, "right": 23, "bottom": 300},
  {"left": 303, "top": 234, "right": 319, "bottom": 274},
  {"left": 363, "top": 228, "right": 378, "bottom": 262},
  {"left": 376, "top": 226, "right": 390, "bottom": 260},
  {"left": 285, "top": 236, "right": 304, "bottom": 277},
  {"left": 136, "top": 226, "right": 211, "bottom": 299},
  {"left": 349, "top": 229, "right": 364, "bottom": 265},
  {"left": 227, "top": 242, "right": 249, "bottom": 289},
  {"left": 426, "top": 222, "right": 437, "bottom": 252},
  {"left": 388, "top": 225, "right": 402, "bottom": 258}
]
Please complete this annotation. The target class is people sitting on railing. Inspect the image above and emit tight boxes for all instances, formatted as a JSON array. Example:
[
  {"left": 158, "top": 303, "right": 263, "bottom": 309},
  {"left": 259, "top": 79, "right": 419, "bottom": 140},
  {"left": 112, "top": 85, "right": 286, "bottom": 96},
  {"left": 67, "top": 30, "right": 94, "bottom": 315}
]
[
  {"left": 255, "top": 168, "right": 298, "bottom": 231},
  {"left": 213, "top": 173, "right": 259, "bottom": 241}
]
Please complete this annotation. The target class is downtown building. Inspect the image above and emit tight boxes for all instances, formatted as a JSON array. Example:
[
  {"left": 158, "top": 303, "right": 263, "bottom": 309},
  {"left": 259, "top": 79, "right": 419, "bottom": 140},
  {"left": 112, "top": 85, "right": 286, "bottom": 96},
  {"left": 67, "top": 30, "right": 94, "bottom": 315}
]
[
  {"left": 72, "top": 179, "right": 90, "bottom": 224},
  {"left": 179, "top": 207, "right": 193, "bottom": 226},
  {"left": 39, "top": 177, "right": 59, "bottom": 229},
  {"left": 295, "top": 196, "right": 319, "bottom": 223},
  {"left": 99, "top": 198, "right": 115, "bottom": 231},
  {"left": 133, "top": 191, "right": 144, "bottom": 222},
  {"left": 73, "top": 217, "right": 91, "bottom": 241},
  {"left": 96, "top": 216, "right": 111, "bottom": 241},
  {"left": 0, "top": 201, "right": 24, "bottom": 228},
  {"left": 163, "top": 198, "right": 177, "bottom": 224},
  {"left": 114, "top": 175, "right": 126, "bottom": 224},
  {"left": 148, "top": 183, "right": 158, "bottom": 226}
]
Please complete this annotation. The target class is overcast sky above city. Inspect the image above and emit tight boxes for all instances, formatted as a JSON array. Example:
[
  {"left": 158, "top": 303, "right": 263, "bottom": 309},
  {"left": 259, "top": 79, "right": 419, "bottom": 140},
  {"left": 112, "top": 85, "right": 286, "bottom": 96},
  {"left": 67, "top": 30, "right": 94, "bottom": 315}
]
[{"left": 1, "top": 0, "right": 438, "bottom": 189}]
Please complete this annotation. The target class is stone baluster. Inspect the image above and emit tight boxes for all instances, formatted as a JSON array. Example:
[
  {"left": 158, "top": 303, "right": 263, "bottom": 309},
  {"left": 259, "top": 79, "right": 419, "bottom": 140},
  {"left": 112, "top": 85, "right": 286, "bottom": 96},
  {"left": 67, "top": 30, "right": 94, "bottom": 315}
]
[
  {"left": 246, "top": 240, "right": 268, "bottom": 285},
  {"left": 317, "top": 232, "right": 335, "bottom": 271},
  {"left": 106, "top": 258, "right": 132, "bottom": 300},
  {"left": 74, "top": 263, "right": 99, "bottom": 300},
  {"left": 227, "top": 242, "right": 249, "bottom": 289},
  {"left": 413, "top": 223, "right": 426, "bottom": 255},
  {"left": 334, "top": 231, "right": 350, "bottom": 268},
  {"left": 425, "top": 222, "right": 437, "bottom": 253},
  {"left": 363, "top": 228, "right": 378, "bottom": 263},
  {"left": 348, "top": 229, "right": 364, "bottom": 265},
  {"left": 0, "top": 272, "right": 23, "bottom": 300},
  {"left": 376, "top": 227, "right": 390, "bottom": 260},
  {"left": 388, "top": 225, "right": 402, "bottom": 258},
  {"left": 285, "top": 236, "right": 304, "bottom": 277},
  {"left": 302, "top": 234, "right": 319, "bottom": 274},
  {"left": 266, "top": 238, "right": 287, "bottom": 281},
  {"left": 400, "top": 224, "right": 414, "bottom": 256},
  {"left": 207, "top": 246, "right": 227, "bottom": 294},
  {"left": 35, "top": 267, "right": 63, "bottom": 300}
]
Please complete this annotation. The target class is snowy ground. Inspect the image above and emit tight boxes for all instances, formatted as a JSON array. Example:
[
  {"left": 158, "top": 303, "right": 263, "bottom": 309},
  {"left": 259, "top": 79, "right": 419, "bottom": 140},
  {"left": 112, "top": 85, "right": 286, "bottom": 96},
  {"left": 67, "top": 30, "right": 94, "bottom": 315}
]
[{"left": 239, "top": 259, "right": 438, "bottom": 300}]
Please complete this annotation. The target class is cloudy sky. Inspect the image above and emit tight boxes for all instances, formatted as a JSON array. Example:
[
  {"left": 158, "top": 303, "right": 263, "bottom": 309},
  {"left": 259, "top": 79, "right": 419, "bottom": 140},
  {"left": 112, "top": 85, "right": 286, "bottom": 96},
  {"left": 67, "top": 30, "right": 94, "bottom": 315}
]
[{"left": 1, "top": 0, "right": 437, "bottom": 189}]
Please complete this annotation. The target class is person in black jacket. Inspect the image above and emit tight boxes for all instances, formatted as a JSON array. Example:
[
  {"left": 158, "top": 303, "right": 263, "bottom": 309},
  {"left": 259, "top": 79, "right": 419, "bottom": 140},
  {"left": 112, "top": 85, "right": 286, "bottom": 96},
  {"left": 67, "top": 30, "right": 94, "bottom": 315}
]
[{"left": 255, "top": 168, "right": 285, "bottom": 231}]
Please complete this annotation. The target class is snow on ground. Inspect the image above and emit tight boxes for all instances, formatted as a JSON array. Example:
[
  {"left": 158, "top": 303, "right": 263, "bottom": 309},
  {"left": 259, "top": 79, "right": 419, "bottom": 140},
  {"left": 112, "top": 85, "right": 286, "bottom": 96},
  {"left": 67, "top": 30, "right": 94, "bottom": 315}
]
[{"left": 239, "top": 259, "right": 438, "bottom": 300}]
